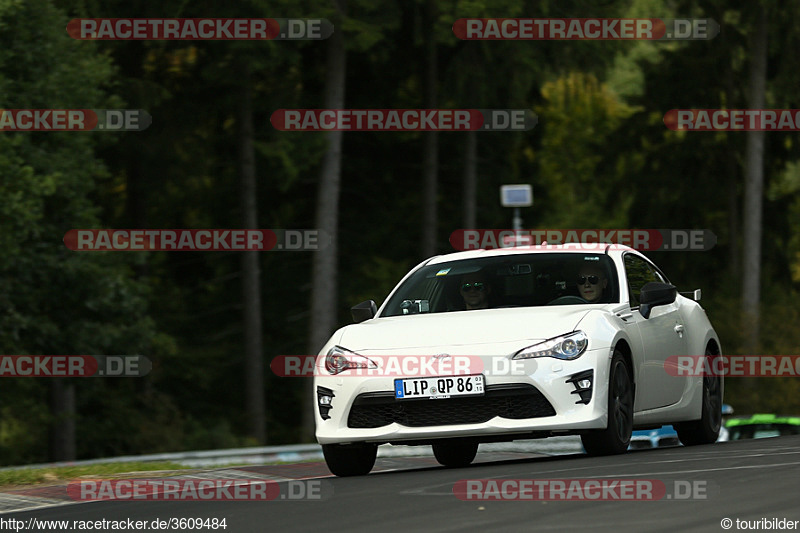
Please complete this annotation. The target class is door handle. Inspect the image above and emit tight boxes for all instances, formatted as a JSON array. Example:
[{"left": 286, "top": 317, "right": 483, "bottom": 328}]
[{"left": 674, "top": 324, "right": 684, "bottom": 336}]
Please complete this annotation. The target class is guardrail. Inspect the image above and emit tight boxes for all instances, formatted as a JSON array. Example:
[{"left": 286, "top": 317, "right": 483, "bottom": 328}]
[{"left": 0, "top": 437, "right": 583, "bottom": 470}]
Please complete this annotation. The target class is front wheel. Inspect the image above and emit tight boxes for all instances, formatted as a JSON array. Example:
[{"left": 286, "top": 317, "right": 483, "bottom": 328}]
[
  {"left": 432, "top": 439, "right": 479, "bottom": 467},
  {"left": 676, "top": 350, "right": 722, "bottom": 446},
  {"left": 322, "top": 443, "right": 377, "bottom": 477},
  {"left": 582, "top": 351, "right": 633, "bottom": 455}
]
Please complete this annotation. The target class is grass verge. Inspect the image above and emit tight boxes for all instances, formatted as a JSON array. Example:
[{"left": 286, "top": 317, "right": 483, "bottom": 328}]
[{"left": 0, "top": 462, "right": 194, "bottom": 488}]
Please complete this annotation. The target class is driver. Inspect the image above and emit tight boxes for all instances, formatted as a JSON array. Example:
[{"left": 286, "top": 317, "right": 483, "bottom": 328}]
[
  {"left": 576, "top": 264, "right": 608, "bottom": 303},
  {"left": 459, "top": 272, "right": 491, "bottom": 310}
]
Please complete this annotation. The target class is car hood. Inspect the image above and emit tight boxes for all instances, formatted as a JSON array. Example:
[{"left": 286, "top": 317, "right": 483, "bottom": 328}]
[{"left": 338, "top": 307, "right": 593, "bottom": 354}]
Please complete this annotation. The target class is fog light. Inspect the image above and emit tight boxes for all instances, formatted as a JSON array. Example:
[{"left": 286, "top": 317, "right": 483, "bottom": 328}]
[
  {"left": 317, "top": 386, "right": 335, "bottom": 419},
  {"left": 566, "top": 370, "right": 594, "bottom": 405}
]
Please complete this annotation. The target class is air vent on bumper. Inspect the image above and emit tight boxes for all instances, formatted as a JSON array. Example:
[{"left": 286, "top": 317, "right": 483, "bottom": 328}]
[
  {"left": 317, "top": 386, "right": 335, "bottom": 420},
  {"left": 566, "top": 370, "right": 593, "bottom": 405}
]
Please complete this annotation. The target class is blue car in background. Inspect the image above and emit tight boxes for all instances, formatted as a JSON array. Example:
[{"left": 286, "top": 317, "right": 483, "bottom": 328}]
[
  {"left": 628, "top": 404, "right": 734, "bottom": 450},
  {"left": 629, "top": 425, "right": 680, "bottom": 449}
]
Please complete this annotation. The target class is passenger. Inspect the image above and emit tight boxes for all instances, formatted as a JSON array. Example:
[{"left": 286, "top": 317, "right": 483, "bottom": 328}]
[{"left": 576, "top": 264, "right": 608, "bottom": 302}]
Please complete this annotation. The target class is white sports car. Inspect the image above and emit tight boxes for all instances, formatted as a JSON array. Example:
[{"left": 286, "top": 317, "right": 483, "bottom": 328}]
[{"left": 314, "top": 244, "right": 722, "bottom": 476}]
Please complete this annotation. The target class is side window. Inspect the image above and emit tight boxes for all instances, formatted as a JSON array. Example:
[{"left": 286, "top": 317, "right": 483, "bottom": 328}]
[
  {"left": 651, "top": 268, "right": 667, "bottom": 284},
  {"left": 624, "top": 254, "right": 657, "bottom": 307}
]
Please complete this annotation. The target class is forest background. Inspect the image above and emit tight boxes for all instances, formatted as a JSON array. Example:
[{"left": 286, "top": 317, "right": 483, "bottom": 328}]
[{"left": 1, "top": 0, "right": 798, "bottom": 464}]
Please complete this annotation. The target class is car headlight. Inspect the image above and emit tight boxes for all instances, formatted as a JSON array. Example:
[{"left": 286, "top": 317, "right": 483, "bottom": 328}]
[
  {"left": 512, "top": 331, "right": 588, "bottom": 360},
  {"left": 325, "top": 346, "right": 377, "bottom": 375}
]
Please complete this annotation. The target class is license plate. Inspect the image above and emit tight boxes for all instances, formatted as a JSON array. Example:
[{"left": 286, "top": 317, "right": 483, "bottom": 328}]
[{"left": 394, "top": 375, "right": 484, "bottom": 400}]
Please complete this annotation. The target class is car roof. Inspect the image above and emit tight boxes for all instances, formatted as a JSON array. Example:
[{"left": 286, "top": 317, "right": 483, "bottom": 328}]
[{"left": 424, "top": 243, "right": 638, "bottom": 266}]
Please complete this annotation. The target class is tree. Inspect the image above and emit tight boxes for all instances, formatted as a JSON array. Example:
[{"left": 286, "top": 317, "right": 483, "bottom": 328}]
[
  {"left": 238, "top": 63, "right": 266, "bottom": 444},
  {"left": 420, "top": 0, "right": 439, "bottom": 258},
  {"left": 305, "top": 0, "right": 348, "bottom": 440},
  {"left": 741, "top": 4, "right": 768, "bottom": 351},
  {"left": 0, "top": 0, "right": 159, "bottom": 461},
  {"left": 534, "top": 72, "right": 638, "bottom": 228}
]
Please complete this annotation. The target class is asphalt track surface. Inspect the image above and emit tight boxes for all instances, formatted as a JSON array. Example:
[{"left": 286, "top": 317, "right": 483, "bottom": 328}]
[{"left": 5, "top": 435, "right": 800, "bottom": 532}]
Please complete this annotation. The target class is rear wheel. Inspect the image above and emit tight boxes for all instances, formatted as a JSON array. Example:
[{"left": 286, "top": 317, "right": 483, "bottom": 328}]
[
  {"left": 582, "top": 351, "right": 633, "bottom": 455},
  {"left": 322, "top": 443, "right": 377, "bottom": 477},
  {"left": 676, "top": 349, "right": 722, "bottom": 446},
  {"left": 432, "top": 439, "right": 479, "bottom": 467}
]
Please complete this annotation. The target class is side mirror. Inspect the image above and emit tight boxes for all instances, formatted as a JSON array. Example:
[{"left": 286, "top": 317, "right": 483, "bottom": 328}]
[
  {"left": 351, "top": 300, "right": 377, "bottom": 323},
  {"left": 639, "top": 282, "right": 677, "bottom": 319}
]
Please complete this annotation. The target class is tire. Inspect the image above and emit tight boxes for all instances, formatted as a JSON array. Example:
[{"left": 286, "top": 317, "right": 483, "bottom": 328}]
[
  {"left": 676, "top": 349, "right": 722, "bottom": 446},
  {"left": 581, "top": 350, "right": 633, "bottom": 456},
  {"left": 322, "top": 443, "right": 377, "bottom": 477},
  {"left": 432, "top": 439, "right": 479, "bottom": 468}
]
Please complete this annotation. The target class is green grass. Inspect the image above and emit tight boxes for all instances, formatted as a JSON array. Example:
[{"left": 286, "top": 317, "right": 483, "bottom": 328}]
[
  {"left": 0, "top": 462, "right": 195, "bottom": 488},
  {"left": 0, "top": 457, "right": 327, "bottom": 489}
]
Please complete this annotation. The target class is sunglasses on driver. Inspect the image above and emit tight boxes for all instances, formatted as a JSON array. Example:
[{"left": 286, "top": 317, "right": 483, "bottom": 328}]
[{"left": 461, "top": 282, "right": 485, "bottom": 292}]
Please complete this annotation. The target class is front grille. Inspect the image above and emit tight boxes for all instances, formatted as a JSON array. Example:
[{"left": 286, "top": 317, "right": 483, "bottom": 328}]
[{"left": 347, "top": 384, "right": 556, "bottom": 429}]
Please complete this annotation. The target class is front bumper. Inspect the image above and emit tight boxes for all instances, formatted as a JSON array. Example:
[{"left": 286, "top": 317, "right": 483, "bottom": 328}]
[{"left": 314, "top": 348, "right": 612, "bottom": 445}]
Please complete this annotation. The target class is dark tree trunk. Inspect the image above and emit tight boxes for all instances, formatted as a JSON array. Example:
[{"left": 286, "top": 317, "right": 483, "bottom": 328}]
[
  {"left": 49, "top": 380, "right": 75, "bottom": 461},
  {"left": 304, "top": 0, "right": 347, "bottom": 441},
  {"left": 420, "top": 0, "right": 438, "bottom": 258},
  {"left": 462, "top": 130, "right": 477, "bottom": 228},
  {"left": 741, "top": 5, "right": 768, "bottom": 352},
  {"left": 239, "top": 65, "right": 266, "bottom": 443}
]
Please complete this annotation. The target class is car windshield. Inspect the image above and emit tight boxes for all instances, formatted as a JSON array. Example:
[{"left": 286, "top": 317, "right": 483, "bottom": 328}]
[{"left": 381, "top": 253, "right": 619, "bottom": 317}]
